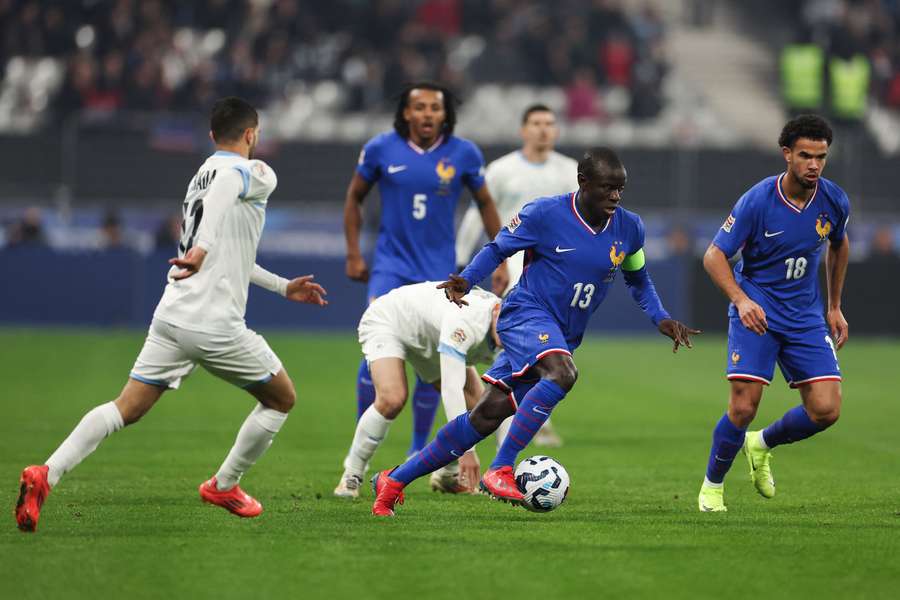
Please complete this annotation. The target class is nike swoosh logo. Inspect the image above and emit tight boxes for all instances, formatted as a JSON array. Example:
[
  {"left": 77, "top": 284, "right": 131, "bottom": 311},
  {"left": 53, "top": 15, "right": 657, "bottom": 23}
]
[
  {"left": 533, "top": 406, "right": 550, "bottom": 416},
  {"left": 387, "top": 165, "right": 407, "bottom": 174},
  {"left": 555, "top": 246, "right": 576, "bottom": 253},
  {"left": 764, "top": 230, "right": 784, "bottom": 238},
  {"left": 449, "top": 450, "right": 461, "bottom": 457}
]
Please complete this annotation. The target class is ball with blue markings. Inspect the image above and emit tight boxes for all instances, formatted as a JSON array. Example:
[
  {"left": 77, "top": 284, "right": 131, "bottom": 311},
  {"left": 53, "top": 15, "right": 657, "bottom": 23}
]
[{"left": 514, "top": 455, "right": 569, "bottom": 512}]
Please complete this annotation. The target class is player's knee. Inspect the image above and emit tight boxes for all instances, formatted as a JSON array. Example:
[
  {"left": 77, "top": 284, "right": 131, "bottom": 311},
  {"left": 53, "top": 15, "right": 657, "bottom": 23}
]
[
  {"left": 808, "top": 403, "right": 840, "bottom": 428},
  {"left": 728, "top": 386, "right": 761, "bottom": 425},
  {"left": 374, "top": 390, "right": 406, "bottom": 419},
  {"left": 278, "top": 382, "right": 297, "bottom": 413},
  {"left": 549, "top": 363, "right": 578, "bottom": 392}
]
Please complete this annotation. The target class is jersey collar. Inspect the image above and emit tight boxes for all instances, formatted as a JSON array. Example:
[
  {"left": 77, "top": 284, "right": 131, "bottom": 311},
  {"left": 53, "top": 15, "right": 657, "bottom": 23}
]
[
  {"left": 213, "top": 150, "right": 242, "bottom": 158},
  {"left": 570, "top": 192, "right": 612, "bottom": 235},
  {"left": 776, "top": 172, "right": 817, "bottom": 214},
  {"left": 406, "top": 135, "right": 445, "bottom": 155}
]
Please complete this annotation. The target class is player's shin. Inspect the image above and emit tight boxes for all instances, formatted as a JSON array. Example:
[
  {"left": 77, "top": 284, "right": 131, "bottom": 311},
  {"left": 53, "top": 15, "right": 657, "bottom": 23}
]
[
  {"left": 389, "top": 413, "right": 485, "bottom": 485},
  {"left": 356, "top": 359, "right": 376, "bottom": 420},
  {"left": 408, "top": 377, "right": 440, "bottom": 455},
  {"left": 704, "top": 413, "right": 747, "bottom": 485},
  {"left": 761, "top": 405, "right": 827, "bottom": 448},
  {"left": 45, "top": 401, "right": 125, "bottom": 487},
  {"left": 490, "top": 379, "right": 566, "bottom": 469},
  {"left": 214, "top": 403, "right": 288, "bottom": 491},
  {"left": 344, "top": 404, "right": 394, "bottom": 476}
]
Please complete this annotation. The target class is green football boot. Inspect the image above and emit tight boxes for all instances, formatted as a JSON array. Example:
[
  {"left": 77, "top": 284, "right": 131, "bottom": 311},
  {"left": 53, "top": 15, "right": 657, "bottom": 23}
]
[
  {"left": 743, "top": 430, "right": 775, "bottom": 498},
  {"left": 698, "top": 481, "right": 727, "bottom": 512}
]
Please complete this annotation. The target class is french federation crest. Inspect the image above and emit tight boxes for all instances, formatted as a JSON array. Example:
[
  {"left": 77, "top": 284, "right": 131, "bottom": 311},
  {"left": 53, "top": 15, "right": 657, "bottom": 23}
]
[
  {"left": 435, "top": 158, "right": 456, "bottom": 195},
  {"left": 815, "top": 215, "right": 832, "bottom": 241},
  {"left": 609, "top": 242, "right": 626, "bottom": 267},
  {"left": 538, "top": 333, "right": 550, "bottom": 344},
  {"left": 731, "top": 351, "right": 740, "bottom": 365}
]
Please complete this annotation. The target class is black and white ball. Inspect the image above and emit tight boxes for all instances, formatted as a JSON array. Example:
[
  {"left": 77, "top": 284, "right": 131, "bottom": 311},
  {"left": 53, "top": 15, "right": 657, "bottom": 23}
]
[{"left": 514, "top": 455, "right": 569, "bottom": 512}]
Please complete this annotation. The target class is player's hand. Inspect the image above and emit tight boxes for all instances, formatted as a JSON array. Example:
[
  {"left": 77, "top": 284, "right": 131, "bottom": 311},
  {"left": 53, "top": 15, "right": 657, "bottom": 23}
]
[
  {"left": 285, "top": 275, "right": 328, "bottom": 306},
  {"left": 658, "top": 319, "right": 702, "bottom": 353},
  {"left": 735, "top": 296, "right": 767, "bottom": 335},
  {"left": 169, "top": 246, "right": 207, "bottom": 280},
  {"left": 437, "top": 274, "right": 470, "bottom": 307},
  {"left": 827, "top": 307, "right": 849, "bottom": 350},
  {"left": 458, "top": 450, "right": 481, "bottom": 493},
  {"left": 346, "top": 254, "right": 369, "bottom": 282},
  {"left": 491, "top": 261, "right": 509, "bottom": 296}
]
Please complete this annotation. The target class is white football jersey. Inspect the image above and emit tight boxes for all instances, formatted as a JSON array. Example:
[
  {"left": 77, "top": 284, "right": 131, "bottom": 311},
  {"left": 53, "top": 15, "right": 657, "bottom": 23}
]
[
  {"left": 154, "top": 151, "right": 277, "bottom": 334},
  {"left": 362, "top": 282, "right": 500, "bottom": 379},
  {"left": 455, "top": 150, "right": 578, "bottom": 290}
]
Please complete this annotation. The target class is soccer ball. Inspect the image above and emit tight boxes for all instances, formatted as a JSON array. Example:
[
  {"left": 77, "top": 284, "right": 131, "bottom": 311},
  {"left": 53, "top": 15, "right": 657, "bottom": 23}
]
[{"left": 514, "top": 455, "right": 569, "bottom": 512}]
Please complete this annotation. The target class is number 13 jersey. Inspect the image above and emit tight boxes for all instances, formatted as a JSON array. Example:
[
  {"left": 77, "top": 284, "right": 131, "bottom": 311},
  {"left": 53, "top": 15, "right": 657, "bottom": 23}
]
[
  {"left": 712, "top": 173, "right": 850, "bottom": 332},
  {"left": 154, "top": 150, "right": 278, "bottom": 334}
]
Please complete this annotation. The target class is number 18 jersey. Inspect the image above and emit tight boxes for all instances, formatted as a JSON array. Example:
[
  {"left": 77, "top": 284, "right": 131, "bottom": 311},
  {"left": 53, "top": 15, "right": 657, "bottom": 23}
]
[{"left": 712, "top": 173, "right": 850, "bottom": 332}]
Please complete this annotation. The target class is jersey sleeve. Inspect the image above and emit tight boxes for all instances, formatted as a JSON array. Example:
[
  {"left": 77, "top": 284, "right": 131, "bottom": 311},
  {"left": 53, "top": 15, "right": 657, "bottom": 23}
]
[
  {"left": 355, "top": 135, "right": 383, "bottom": 183},
  {"left": 711, "top": 191, "right": 756, "bottom": 258},
  {"left": 438, "top": 301, "right": 491, "bottom": 361},
  {"left": 828, "top": 189, "right": 851, "bottom": 244},
  {"left": 233, "top": 160, "right": 277, "bottom": 203},
  {"left": 460, "top": 141, "right": 486, "bottom": 192}
]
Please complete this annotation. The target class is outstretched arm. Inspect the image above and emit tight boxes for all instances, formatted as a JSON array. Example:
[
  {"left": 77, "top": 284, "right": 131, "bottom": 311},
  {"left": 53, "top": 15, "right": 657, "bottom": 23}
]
[
  {"left": 251, "top": 264, "right": 328, "bottom": 306},
  {"left": 825, "top": 234, "right": 850, "bottom": 349}
]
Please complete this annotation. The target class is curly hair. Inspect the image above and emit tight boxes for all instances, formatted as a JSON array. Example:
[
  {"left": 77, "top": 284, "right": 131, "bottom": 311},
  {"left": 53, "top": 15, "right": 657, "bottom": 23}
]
[
  {"left": 393, "top": 81, "right": 458, "bottom": 139},
  {"left": 778, "top": 114, "right": 833, "bottom": 149}
]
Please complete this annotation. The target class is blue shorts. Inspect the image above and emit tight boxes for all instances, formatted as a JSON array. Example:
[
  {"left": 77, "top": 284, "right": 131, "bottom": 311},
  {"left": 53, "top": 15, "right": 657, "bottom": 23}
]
[
  {"left": 482, "top": 304, "right": 573, "bottom": 403},
  {"left": 367, "top": 271, "right": 419, "bottom": 302},
  {"left": 726, "top": 317, "right": 841, "bottom": 388}
]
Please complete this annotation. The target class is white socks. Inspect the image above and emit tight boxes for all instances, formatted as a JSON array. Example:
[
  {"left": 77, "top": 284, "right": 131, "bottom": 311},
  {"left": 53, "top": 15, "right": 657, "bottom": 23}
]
[
  {"left": 45, "top": 401, "right": 124, "bottom": 487},
  {"left": 496, "top": 416, "right": 513, "bottom": 449},
  {"left": 343, "top": 405, "right": 393, "bottom": 477},
  {"left": 215, "top": 404, "right": 289, "bottom": 491}
]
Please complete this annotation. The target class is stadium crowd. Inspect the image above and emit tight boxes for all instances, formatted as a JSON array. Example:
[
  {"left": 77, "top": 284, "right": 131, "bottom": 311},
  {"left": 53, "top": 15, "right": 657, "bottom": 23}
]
[{"left": 0, "top": 0, "right": 667, "bottom": 122}]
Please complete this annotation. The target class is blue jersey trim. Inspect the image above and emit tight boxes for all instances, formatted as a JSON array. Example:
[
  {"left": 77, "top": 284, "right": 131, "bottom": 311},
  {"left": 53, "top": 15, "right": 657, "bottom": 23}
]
[
  {"left": 242, "top": 373, "right": 274, "bottom": 389},
  {"left": 232, "top": 164, "right": 251, "bottom": 199},
  {"left": 437, "top": 342, "right": 467, "bottom": 362},
  {"left": 213, "top": 150, "right": 242, "bottom": 158},
  {"left": 129, "top": 373, "right": 168, "bottom": 387}
]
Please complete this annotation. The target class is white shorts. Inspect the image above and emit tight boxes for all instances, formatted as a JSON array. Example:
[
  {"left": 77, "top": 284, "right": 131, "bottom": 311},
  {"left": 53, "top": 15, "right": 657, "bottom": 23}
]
[
  {"left": 358, "top": 312, "right": 440, "bottom": 383},
  {"left": 130, "top": 319, "right": 283, "bottom": 389}
]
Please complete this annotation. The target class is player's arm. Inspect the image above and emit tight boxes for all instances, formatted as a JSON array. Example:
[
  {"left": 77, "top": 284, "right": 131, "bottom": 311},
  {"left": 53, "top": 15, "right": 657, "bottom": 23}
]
[
  {"left": 437, "top": 345, "right": 481, "bottom": 490},
  {"left": 439, "top": 202, "right": 542, "bottom": 306},
  {"left": 825, "top": 233, "right": 850, "bottom": 349},
  {"left": 250, "top": 264, "right": 328, "bottom": 306},
  {"left": 343, "top": 172, "right": 374, "bottom": 282},
  {"left": 622, "top": 249, "right": 700, "bottom": 352},
  {"left": 470, "top": 184, "right": 509, "bottom": 295},
  {"left": 703, "top": 244, "right": 767, "bottom": 335},
  {"left": 169, "top": 169, "right": 243, "bottom": 279}
]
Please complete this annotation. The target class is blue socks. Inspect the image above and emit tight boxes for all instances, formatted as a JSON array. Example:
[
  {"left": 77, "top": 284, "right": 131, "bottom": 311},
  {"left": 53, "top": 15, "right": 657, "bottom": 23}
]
[
  {"left": 491, "top": 379, "right": 567, "bottom": 469},
  {"left": 705, "top": 413, "right": 747, "bottom": 484},
  {"left": 391, "top": 413, "right": 485, "bottom": 485},
  {"left": 408, "top": 377, "right": 441, "bottom": 455},
  {"left": 762, "top": 405, "right": 825, "bottom": 448},
  {"left": 356, "top": 359, "right": 375, "bottom": 420}
]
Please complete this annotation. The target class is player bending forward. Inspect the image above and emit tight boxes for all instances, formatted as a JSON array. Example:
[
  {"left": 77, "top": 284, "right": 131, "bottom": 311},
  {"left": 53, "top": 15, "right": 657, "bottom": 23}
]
[
  {"left": 334, "top": 282, "right": 501, "bottom": 498},
  {"left": 14, "top": 97, "right": 327, "bottom": 532},
  {"left": 370, "top": 147, "right": 700, "bottom": 516},
  {"left": 698, "top": 115, "right": 850, "bottom": 512}
]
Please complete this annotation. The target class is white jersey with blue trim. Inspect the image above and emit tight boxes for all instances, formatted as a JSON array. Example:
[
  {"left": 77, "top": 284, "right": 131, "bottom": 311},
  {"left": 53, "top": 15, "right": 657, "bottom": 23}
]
[
  {"left": 154, "top": 150, "right": 278, "bottom": 334},
  {"left": 362, "top": 282, "right": 499, "bottom": 374}
]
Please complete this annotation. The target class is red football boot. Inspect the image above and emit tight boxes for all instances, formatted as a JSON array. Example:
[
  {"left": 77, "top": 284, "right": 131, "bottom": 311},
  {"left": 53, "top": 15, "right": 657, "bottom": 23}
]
[
  {"left": 199, "top": 477, "right": 263, "bottom": 518},
  {"left": 479, "top": 466, "right": 524, "bottom": 504},
  {"left": 15, "top": 465, "right": 51, "bottom": 532},
  {"left": 371, "top": 470, "right": 405, "bottom": 517}
]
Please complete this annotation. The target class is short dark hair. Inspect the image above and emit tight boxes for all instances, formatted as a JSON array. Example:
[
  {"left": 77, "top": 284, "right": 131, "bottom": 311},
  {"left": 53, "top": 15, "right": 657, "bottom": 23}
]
[
  {"left": 393, "top": 81, "right": 458, "bottom": 138},
  {"left": 210, "top": 96, "right": 258, "bottom": 143},
  {"left": 521, "top": 103, "right": 554, "bottom": 124},
  {"left": 778, "top": 114, "right": 833, "bottom": 149},
  {"left": 577, "top": 147, "right": 624, "bottom": 179}
]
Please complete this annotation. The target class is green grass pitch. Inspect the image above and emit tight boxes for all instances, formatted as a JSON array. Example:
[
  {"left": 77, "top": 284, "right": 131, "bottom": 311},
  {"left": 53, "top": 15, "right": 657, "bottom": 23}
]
[{"left": 1, "top": 329, "right": 898, "bottom": 599}]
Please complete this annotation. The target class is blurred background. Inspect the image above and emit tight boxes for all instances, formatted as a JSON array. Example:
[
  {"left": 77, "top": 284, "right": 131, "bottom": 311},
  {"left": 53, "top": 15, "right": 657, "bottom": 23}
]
[{"left": 0, "top": 0, "right": 897, "bottom": 335}]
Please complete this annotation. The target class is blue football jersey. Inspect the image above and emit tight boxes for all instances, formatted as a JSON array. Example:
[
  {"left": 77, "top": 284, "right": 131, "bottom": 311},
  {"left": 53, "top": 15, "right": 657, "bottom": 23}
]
[
  {"left": 356, "top": 132, "right": 486, "bottom": 281},
  {"left": 712, "top": 173, "right": 850, "bottom": 331},
  {"left": 468, "top": 192, "right": 646, "bottom": 349}
]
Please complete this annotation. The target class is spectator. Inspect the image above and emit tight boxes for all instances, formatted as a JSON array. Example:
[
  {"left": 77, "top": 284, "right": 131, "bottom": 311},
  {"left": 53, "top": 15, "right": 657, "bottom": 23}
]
[
  {"left": 100, "top": 210, "right": 124, "bottom": 249},
  {"left": 6, "top": 206, "right": 46, "bottom": 247}
]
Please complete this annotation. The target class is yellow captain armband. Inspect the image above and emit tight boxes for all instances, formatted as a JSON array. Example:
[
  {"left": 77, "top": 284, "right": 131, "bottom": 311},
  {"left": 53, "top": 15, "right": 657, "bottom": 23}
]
[{"left": 622, "top": 248, "right": 646, "bottom": 271}]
